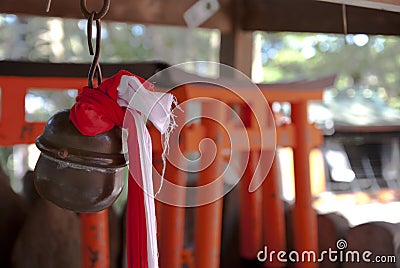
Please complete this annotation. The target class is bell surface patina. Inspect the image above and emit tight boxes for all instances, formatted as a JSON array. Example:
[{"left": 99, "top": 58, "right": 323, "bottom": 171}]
[{"left": 34, "top": 109, "right": 127, "bottom": 212}]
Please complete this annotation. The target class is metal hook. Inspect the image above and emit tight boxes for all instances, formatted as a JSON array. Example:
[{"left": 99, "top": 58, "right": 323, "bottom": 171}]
[
  {"left": 87, "top": 12, "right": 95, "bottom": 55},
  {"left": 82, "top": 0, "right": 109, "bottom": 88},
  {"left": 80, "top": 0, "right": 110, "bottom": 20},
  {"left": 87, "top": 17, "right": 103, "bottom": 88}
]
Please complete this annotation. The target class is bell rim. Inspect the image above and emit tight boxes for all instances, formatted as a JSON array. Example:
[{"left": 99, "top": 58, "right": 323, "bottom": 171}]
[
  {"left": 34, "top": 154, "right": 125, "bottom": 212},
  {"left": 36, "top": 135, "right": 127, "bottom": 168}
]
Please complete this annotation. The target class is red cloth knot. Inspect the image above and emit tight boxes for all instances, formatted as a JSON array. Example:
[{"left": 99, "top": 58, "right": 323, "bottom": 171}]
[{"left": 69, "top": 70, "right": 153, "bottom": 136}]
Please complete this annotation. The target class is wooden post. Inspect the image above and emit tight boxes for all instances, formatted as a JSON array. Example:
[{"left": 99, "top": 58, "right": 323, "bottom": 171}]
[
  {"left": 220, "top": 30, "right": 253, "bottom": 78},
  {"left": 154, "top": 105, "right": 187, "bottom": 268},
  {"left": 193, "top": 102, "right": 224, "bottom": 268},
  {"left": 80, "top": 210, "right": 110, "bottom": 268},
  {"left": 262, "top": 157, "right": 287, "bottom": 267},
  {"left": 158, "top": 163, "right": 187, "bottom": 268},
  {"left": 291, "top": 101, "right": 318, "bottom": 268},
  {"left": 239, "top": 151, "right": 263, "bottom": 260}
]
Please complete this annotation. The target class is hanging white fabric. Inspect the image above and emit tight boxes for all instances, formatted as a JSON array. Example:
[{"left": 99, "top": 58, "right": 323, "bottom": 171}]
[{"left": 117, "top": 75, "right": 176, "bottom": 268}]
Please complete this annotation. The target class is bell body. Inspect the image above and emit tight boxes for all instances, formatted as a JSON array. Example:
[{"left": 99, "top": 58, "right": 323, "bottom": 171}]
[{"left": 34, "top": 109, "right": 127, "bottom": 212}]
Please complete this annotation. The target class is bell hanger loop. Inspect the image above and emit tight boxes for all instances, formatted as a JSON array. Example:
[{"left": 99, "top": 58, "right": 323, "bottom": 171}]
[
  {"left": 80, "top": 0, "right": 110, "bottom": 21},
  {"left": 80, "top": 0, "right": 110, "bottom": 88},
  {"left": 86, "top": 11, "right": 103, "bottom": 88}
]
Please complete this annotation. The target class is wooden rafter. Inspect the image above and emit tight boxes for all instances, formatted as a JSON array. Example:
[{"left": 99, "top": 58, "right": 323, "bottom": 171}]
[
  {"left": 2, "top": 0, "right": 400, "bottom": 35},
  {"left": 317, "top": 0, "right": 400, "bottom": 13},
  {"left": 0, "top": 0, "right": 234, "bottom": 32},
  {"left": 241, "top": 0, "right": 400, "bottom": 35}
]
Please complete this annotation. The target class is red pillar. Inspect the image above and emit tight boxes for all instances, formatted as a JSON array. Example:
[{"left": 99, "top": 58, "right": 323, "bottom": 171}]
[
  {"left": 155, "top": 107, "right": 187, "bottom": 268},
  {"left": 239, "top": 151, "right": 263, "bottom": 260},
  {"left": 263, "top": 157, "right": 287, "bottom": 267},
  {"left": 81, "top": 210, "right": 110, "bottom": 268},
  {"left": 193, "top": 102, "right": 224, "bottom": 268},
  {"left": 291, "top": 101, "right": 318, "bottom": 268},
  {"left": 158, "top": 162, "right": 186, "bottom": 268},
  {"left": 193, "top": 158, "right": 224, "bottom": 268}
]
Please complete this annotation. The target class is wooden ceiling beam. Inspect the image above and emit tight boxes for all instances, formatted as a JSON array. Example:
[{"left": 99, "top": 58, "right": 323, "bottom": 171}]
[
  {"left": 241, "top": 0, "right": 400, "bottom": 35},
  {"left": 317, "top": 0, "right": 400, "bottom": 13},
  {"left": 0, "top": 0, "right": 234, "bottom": 32},
  {"left": 2, "top": 0, "right": 400, "bottom": 35}
]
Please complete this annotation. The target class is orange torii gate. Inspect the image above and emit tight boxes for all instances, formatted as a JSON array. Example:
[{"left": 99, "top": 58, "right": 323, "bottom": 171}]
[
  {"left": 0, "top": 61, "right": 334, "bottom": 268},
  {"left": 258, "top": 77, "right": 333, "bottom": 268},
  {"left": 152, "top": 74, "right": 334, "bottom": 268}
]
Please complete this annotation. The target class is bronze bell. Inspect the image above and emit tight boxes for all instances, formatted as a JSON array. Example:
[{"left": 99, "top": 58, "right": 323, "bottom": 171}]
[{"left": 34, "top": 109, "right": 127, "bottom": 212}]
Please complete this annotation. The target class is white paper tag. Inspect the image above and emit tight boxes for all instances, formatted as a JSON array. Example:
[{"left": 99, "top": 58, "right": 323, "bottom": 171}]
[{"left": 183, "top": 0, "right": 220, "bottom": 28}]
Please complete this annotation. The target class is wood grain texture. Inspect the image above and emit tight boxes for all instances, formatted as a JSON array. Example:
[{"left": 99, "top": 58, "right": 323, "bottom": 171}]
[
  {"left": 2, "top": 0, "right": 400, "bottom": 35},
  {"left": 242, "top": 0, "right": 400, "bottom": 35},
  {"left": 318, "top": 0, "right": 400, "bottom": 12},
  {"left": 0, "top": 0, "right": 233, "bottom": 32}
]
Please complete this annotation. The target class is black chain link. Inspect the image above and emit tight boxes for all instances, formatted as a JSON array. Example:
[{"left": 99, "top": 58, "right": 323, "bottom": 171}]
[{"left": 80, "top": 0, "right": 110, "bottom": 88}]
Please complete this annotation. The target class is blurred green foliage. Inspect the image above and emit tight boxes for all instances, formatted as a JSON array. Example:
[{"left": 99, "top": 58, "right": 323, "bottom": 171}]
[{"left": 257, "top": 32, "right": 400, "bottom": 106}]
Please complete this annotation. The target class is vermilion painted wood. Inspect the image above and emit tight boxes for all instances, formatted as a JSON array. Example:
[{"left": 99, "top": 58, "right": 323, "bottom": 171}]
[
  {"left": 263, "top": 158, "right": 287, "bottom": 268},
  {"left": 80, "top": 210, "right": 110, "bottom": 268},
  {"left": 0, "top": 71, "right": 331, "bottom": 268},
  {"left": 239, "top": 151, "right": 263, "bottom": 259},
  {"left": 291, "top": 101, "right": 319, "bottom": 268},
  {"left": 0, "top": 76, "right": 85, "bottom": 146},
  {"left": 260, "top": 81, "right": 325, "bottom": 268},
  {"left": 193, "top": 102, "right": 225, "bottom": 268}
]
